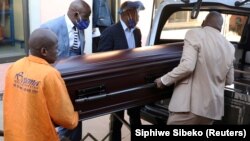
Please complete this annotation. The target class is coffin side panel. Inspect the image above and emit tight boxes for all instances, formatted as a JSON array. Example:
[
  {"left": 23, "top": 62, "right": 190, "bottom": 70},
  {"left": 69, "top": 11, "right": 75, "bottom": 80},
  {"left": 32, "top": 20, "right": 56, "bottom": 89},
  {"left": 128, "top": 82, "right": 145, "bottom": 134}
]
[{"left": 56, "top": 43, "right": 183, "bottom": 120}]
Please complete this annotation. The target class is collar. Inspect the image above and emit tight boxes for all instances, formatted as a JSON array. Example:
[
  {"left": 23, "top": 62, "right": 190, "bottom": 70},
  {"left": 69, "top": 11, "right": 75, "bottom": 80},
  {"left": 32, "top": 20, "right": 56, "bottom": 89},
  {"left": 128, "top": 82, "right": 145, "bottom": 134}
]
[
  {"left": 65, "top": 14, "right": 75, "bottom": 33},
  {"left": 120, "top": 19, "right": 135, "bottom": 32},
  {"left": 204, "top": 26, "right": 221, "bottom": 33},
  {"left": 27, "top": 55, "right": 49, "bottom": 65}
]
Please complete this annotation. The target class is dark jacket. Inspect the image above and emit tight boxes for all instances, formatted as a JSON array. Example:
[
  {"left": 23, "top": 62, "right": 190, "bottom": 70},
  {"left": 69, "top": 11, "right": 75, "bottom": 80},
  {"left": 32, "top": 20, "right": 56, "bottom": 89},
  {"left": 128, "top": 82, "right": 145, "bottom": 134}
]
[{"left": 97, "top": 21, "right": 142, "bottom": 52}]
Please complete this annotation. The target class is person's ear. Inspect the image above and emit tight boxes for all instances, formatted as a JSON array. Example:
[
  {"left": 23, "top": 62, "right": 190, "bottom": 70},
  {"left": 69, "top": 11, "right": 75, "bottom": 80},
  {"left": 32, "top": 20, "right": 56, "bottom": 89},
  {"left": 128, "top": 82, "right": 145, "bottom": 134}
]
[{"left": 41, "top": 47, "right": 48, "bottom": 56}]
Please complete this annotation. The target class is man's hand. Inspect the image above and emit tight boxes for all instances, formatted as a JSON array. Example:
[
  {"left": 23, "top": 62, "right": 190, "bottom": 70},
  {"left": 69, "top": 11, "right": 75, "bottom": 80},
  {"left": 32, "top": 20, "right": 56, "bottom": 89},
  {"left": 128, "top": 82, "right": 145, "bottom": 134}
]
[{"left": 154, "top": 78, "right": 166, "bottom": 89}]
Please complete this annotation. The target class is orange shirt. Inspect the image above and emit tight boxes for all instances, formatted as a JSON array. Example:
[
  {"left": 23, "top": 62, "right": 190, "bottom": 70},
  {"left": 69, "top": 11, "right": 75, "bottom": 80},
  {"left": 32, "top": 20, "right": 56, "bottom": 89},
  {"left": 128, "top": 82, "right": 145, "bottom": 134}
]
[{"left": 3, "top": 55, "right": 79, "bottom": 141}]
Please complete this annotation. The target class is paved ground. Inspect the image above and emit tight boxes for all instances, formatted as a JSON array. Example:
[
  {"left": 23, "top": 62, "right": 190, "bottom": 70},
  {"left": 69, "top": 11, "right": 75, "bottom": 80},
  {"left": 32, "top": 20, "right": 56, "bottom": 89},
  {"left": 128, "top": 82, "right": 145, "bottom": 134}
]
[{"left": 0, "top": 63, "right": 11, "bottom": 96}]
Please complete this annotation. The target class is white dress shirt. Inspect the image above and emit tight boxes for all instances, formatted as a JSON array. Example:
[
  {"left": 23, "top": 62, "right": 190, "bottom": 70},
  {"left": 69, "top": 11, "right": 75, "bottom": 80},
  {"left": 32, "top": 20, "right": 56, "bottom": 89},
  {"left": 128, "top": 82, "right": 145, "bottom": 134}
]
[
  {"left": 65, "top": 15, "right": 80, "bottom": 49},
  {"left": 120, "top": 19, "right": 136, "bottom": 49}
]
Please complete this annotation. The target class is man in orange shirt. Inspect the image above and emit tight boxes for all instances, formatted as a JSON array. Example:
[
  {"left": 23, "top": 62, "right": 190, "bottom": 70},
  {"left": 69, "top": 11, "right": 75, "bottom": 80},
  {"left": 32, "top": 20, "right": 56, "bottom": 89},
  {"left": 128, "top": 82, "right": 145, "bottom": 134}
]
[{"left": 3, "top": 28, "right": 79, "bottom": 141}]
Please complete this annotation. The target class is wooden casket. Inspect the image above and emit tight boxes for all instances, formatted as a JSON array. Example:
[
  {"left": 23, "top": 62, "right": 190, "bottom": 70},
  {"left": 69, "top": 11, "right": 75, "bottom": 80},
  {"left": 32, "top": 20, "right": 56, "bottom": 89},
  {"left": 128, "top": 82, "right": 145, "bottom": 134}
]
[{"left": 55, "top": 43, "right": 183, "bottom": 120}]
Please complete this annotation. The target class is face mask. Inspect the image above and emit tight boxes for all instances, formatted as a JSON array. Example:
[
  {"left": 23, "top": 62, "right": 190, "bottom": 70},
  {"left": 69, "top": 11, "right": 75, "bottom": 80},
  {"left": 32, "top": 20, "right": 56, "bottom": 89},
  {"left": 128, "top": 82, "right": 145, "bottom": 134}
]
[
  {"left": 76, "top": 17, "right": 89, "bottom": 30},
  {"left": 127, "top": 13, "right": 137, "bottom": 29},
  {"left": 128, "top": 18, "right": 136, "bottom": 29}
]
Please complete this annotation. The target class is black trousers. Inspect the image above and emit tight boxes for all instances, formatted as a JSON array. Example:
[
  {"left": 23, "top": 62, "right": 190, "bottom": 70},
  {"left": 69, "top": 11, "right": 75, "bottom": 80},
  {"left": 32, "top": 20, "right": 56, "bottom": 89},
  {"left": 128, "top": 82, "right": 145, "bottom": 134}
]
[{"left": 109, "top": 107, "right": 141, "bottom": 141}]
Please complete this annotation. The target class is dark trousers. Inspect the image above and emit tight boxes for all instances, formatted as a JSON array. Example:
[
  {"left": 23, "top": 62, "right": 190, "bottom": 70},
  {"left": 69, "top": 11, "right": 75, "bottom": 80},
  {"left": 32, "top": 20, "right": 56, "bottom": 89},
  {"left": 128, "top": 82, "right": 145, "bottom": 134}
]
[{"left": 109, "top": 107, "right": 141, "bottom": 141}]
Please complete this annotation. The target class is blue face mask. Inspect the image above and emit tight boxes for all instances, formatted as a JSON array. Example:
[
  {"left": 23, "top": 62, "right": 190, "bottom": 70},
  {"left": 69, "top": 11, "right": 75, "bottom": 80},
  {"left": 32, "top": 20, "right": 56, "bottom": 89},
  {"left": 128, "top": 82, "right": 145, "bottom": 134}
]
[
  {"left": 76, "top": 17, "right": 89, "bottom": 30},
  {"left": 128, "top": 18, "right": 136, "bottom": 29}
]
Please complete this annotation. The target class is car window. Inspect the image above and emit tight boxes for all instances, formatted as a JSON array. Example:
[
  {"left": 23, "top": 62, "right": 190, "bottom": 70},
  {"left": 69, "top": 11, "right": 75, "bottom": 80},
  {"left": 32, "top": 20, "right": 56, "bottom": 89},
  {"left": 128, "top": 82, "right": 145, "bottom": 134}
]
[{"left": 160, "top": 11, "right": 248, "bottom": 42}]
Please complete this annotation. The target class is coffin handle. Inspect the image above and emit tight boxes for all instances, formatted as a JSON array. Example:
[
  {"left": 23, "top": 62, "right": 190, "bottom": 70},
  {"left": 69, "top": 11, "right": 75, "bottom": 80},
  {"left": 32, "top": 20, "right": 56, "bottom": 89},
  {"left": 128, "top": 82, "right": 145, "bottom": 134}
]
[
  {"left": 76, "top": 85, "right": 106, "bottom": 99},
  {"left": 75, "top": 83, "right": 157, "bottom": 103}
]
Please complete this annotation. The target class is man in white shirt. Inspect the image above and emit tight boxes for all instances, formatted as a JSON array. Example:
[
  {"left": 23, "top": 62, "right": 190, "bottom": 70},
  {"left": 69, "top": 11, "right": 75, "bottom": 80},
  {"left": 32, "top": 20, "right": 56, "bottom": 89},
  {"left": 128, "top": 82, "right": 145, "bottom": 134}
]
[
  {"left": 97, "top": 1, "right": 145, "bottom": 141},
  {"left": 41, "top": 0, "right": 91, "bottom": 59},
  {"left": 40, "top": 0, "right": 91, "bottom": 140}
]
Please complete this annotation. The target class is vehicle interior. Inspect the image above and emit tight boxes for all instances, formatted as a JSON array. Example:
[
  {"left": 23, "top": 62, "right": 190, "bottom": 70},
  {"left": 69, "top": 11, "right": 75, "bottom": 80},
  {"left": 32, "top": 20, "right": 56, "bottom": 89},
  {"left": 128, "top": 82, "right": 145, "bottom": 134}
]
[{"left": 141, "top": 0, "right": 250, "bottom": 125}]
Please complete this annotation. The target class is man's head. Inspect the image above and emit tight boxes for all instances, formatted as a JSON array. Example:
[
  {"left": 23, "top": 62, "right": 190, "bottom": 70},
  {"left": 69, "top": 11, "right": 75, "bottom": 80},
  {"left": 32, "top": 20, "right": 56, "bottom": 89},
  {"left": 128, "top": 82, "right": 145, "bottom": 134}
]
[
  {"left": 67, "top": 0, "right": 91, "bottom": 30},
  {"left": 202, "top": 11, "right": 223, "bottom": 31},
  {"left": 119, "top": 1, "right": 145, "bottom": 29},
  {"left": 29, "top": 28, "right": 58, "bottom": 64}
]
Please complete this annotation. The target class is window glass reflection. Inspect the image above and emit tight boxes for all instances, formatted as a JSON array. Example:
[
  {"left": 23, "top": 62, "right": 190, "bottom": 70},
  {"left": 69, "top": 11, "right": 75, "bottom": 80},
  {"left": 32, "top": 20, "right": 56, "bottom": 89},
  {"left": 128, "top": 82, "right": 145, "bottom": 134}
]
[{"left": 0, "top": 0, "right": 26, "bottom": 63}]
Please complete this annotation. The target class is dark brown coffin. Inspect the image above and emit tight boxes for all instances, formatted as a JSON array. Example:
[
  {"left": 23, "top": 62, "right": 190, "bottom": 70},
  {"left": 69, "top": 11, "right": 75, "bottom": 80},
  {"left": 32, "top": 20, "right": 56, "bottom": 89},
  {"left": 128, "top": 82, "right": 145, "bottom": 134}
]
[{"left": 55, "top": 43, "right": 183, "bottom": 120}]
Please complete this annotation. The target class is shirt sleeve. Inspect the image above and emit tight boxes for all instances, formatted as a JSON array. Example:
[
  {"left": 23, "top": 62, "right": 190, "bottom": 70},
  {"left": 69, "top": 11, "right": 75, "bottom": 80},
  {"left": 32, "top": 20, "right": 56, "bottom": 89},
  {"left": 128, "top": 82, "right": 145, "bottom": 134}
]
[
  {"left": 44, "top": 69, "right": 78, "bottom": 129},
  {"left": 161, "top": 29, "right": 199, "bottom": 86}
]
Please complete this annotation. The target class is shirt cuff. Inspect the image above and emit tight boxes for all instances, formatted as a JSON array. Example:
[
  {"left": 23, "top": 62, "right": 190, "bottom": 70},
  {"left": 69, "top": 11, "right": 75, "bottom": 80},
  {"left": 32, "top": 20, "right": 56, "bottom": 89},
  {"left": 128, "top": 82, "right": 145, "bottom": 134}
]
[
  {"left": 161, "top": 74, "right": 173, "bottom": 86},
  {"left": 161, "top": 76, "right": 167, "bottom": 86}
]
